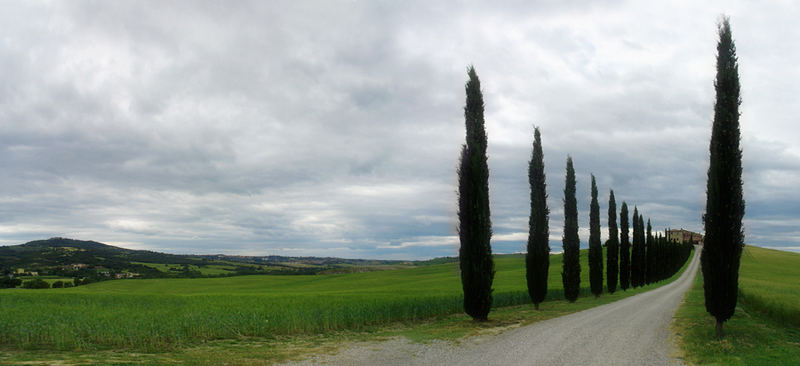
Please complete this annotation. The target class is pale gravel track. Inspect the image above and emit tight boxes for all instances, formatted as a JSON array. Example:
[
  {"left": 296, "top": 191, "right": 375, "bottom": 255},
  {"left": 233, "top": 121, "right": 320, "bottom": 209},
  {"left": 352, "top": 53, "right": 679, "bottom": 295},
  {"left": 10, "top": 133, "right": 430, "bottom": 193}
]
[{"left": 284, "top": 247, "right": 700, "bottom": 366}]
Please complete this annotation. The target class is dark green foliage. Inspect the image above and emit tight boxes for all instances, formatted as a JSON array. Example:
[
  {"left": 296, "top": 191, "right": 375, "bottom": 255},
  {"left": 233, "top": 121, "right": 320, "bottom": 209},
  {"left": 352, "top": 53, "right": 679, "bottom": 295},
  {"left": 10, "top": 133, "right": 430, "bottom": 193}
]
[
  {"left": 701, "top": 17, "right": 745, "bottom": 337},
  {"left": 457, "top": 66, "right": 494, "bottom": 321},
  {"left": 607, "top": 190, "right": 619, "bottom": 293},
  {"left": 588, "top": 175, "right": 603, "bottom": 297},
  {"left": 645, "top": 218, "right": 654, "bottom": 284},
  {"left": 630, "top": 208, "right": 643, "bottom": 288},
  {"left": 619, "top": 202, "right": 630, "bottom": 290},
  {"left": 526, "top": 127, "right": 549, "bottom": 309},
  {"left": 0, "top": 276, "right": 22, "bottom": 288},
  {"left": 561, "top": 156, "right": 580, "bottom": 302},
  {"left": 22, "top": 278, "right": 50, "bottom": 289},
  {"left": 51, "top": 280, "right": 65, "bottom": 288}
]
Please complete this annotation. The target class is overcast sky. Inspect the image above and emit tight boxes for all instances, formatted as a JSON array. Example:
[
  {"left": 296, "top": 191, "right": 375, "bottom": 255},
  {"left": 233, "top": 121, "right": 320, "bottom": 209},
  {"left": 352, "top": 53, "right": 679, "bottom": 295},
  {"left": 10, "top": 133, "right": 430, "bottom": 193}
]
[{"left": 1, "top": 1, "right": 798, "bottom": 259}]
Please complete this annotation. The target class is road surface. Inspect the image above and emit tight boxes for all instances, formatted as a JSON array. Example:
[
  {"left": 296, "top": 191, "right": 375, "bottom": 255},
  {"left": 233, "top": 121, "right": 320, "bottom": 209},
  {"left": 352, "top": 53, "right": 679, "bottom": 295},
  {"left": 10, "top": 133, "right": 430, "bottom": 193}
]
[{"left": 287, "top": 247, "right": 700, "bottom": 365}]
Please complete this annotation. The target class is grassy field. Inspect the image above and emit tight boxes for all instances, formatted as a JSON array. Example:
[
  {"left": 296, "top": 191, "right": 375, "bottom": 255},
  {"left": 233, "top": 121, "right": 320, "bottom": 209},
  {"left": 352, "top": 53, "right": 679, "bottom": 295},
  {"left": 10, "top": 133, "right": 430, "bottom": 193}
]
[
  {"left": 673, "top": 246, "right": 800, "bottom": 365},
  {"left": 1, "top": 247, "right": 690, "bottom": 356},
  {"left": 738, "top": 246, "right": 800, "bottom": 327}
]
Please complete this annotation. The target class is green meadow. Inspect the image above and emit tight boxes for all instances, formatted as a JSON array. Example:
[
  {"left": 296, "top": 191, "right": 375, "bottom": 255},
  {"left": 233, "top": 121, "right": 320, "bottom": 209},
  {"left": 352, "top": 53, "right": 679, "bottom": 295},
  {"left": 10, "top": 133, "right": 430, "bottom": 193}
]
[
  {"left": 674, "top": 246, "right": 800, "bottom": 365},
  {"left": 3, "top": 250, "right": 556, "bottom": 351},
  {"left": 0, "top": 247, "right": 690, "bottom": 353}
]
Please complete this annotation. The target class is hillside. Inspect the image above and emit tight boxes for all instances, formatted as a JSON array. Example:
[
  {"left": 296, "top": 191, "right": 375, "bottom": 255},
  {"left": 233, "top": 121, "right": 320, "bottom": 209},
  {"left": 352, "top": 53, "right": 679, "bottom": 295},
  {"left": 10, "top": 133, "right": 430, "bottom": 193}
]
[{"left": 0, "top": 238, "right": 446, "bottom": 282}]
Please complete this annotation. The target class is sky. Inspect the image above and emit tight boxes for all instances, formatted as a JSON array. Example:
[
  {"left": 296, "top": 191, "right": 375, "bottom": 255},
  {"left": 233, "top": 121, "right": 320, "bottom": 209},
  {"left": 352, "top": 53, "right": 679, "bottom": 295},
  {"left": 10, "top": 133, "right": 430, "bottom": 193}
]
[{"left": 1, "top": 1, "right": 798, "bottom": 259}]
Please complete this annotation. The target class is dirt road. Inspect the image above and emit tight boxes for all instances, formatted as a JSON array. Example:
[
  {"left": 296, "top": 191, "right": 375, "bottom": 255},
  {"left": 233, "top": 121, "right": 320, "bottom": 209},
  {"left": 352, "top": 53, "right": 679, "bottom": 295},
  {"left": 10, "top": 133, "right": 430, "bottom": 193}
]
[{"left": 288, "top": 247, "right": 700, "bottom": 365}]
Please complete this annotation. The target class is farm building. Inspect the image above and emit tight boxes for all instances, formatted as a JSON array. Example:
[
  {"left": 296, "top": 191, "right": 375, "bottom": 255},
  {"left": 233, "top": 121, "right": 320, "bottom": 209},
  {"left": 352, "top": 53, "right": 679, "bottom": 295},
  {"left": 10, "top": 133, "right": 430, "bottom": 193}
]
[{"left": 666, "top": 228, "right": 703, "bottom": 244}]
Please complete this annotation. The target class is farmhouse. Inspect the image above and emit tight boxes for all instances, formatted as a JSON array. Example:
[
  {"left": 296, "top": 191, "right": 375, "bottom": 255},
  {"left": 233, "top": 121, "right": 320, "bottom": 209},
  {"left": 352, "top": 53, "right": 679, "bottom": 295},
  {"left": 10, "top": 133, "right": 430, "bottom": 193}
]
[{"left": 666, "top": 228, "right": 703, "bottom": 244}]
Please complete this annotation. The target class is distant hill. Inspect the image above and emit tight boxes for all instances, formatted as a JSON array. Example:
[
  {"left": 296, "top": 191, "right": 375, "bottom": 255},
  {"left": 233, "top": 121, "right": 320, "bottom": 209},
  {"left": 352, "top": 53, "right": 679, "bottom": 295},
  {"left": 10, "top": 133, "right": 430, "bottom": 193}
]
[{"left": 0, "top": 238, "right": 457, "bottom": 284}]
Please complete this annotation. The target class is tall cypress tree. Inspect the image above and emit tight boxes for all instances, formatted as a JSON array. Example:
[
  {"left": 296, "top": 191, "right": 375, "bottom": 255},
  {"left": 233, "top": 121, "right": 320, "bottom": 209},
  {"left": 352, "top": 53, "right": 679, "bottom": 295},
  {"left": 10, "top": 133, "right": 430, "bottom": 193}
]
[
  {"left": 562, "top": 156, "right": 580, "bottom": 302},
  {"left": 619, "top": 202, "right": 630, "bottom": 291},
  {"left": 588, "top": 175, "right": 603, "bottom": 297},
  {"left": 607, "top": 190, "right": 619, "bottom": 293},
  {"left": 637, "top": 213, "right": 647, "bottom": 286},
  {"left": 458, "top": 66, "right": 494, "bottom": 321},
  {"left": 645, "top": 218, "right": 653, "bottom": 284},
  {"left": 630, "top": 207, "right": 641, "bottom": 288},
  {"left": 526, "top": 127, "right": 549, "bottom": 310},
  {"left": 702, "top": 17, "right": 745, "bottom": 338}
]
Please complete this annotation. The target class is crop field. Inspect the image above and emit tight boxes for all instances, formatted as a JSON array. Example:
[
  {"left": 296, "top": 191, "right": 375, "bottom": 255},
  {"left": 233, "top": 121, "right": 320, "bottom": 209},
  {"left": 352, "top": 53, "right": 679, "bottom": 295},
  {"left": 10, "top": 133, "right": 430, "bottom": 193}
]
[
  {"left": 738, "top": 246, "right": 800, "bottom": 327},
  {"left": 1, "top": 247, "right": 673, "bottom": 352}
]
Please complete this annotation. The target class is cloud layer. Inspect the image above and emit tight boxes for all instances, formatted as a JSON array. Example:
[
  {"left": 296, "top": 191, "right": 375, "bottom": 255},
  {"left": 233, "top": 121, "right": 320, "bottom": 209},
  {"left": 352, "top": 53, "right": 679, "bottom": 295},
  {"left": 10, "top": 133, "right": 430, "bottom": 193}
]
[{"left": 1, "top": 1, "right": 798, "bottom": 258}]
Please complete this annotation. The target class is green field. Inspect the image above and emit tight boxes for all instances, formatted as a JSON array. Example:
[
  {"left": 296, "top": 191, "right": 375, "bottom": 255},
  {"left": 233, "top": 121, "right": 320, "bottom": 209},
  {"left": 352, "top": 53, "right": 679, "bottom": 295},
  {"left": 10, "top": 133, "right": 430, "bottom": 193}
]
[
  {"left": 674, "top": 246, "right": 800, "bottom": 365},
  {"left": 738, "top": 246, "right": 800, "bottom": 327},
  {"left": 1, "top": 247, "right": 687, "bottom": 353}
]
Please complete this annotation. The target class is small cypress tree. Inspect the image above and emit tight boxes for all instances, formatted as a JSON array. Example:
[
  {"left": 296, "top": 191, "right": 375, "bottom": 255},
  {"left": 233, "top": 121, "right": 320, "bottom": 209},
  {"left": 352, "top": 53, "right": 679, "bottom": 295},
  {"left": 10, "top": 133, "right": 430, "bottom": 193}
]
[
  {"left": 562, "top": 156, "right": 581, "bottom": 302},
  {"left": 607, "top": 190, "right": 619, "bottom": 293},
  {"left": 458, "top": 66, "right": 494, "bottom": 321},
  {"left": 702, "top": 17, "right": 745, "bottom": 338},
  {"left": 588, "top": 175, "right": 603, "bottom": 297},
  {"left": 619, "top": 202, "right": 630, "bottom": 290},
  {"left": 526, "top": 127, "right": 549, "bottom": 310}
]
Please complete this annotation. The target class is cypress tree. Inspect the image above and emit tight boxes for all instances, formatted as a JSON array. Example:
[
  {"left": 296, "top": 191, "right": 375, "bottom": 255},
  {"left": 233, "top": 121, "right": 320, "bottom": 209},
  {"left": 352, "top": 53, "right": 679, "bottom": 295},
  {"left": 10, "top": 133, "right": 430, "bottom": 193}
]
[
  {"left": 458, "top": 66, "right": 494, "bottom": 321},
  {"left": 644, "top": 217, "right": 656, "bottom": 284},
  {"left": 526, "top": 127, "right": 549, "bottom": 310},
  {"left": 630, "top": 208, "right": 642, "bottom": 288},
  {"left": 619, "top": 202, "right": 630, "bottom": 291},
  {"left": 562, "top": 156, "right": 580, "bottom": 302},
  {"left": 637, "top": 214, "right": 647, "bottom": 286},
  {"left": 607, "top": 190, "right": 619, "bottom": 293},
  {"left": 588, "top": 175, "right": 603, "bottom": 297},
  {"left": 701, "top": 17, "right": 745, "bottom": 338}
]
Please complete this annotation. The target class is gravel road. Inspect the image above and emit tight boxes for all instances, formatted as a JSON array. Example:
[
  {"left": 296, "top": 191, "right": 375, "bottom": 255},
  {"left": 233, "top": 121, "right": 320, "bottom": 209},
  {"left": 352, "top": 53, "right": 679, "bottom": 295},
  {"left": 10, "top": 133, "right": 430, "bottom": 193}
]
[{"left": 286, "top": 247, "right": 700, "bottom": 366}]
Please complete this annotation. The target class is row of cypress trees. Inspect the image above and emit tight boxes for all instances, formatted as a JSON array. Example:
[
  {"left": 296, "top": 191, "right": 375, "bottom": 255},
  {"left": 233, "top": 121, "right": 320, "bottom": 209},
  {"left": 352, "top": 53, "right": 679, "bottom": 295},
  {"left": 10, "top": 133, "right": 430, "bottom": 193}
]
[
  {"left": 459, "top": 15, "right": 736, "bottom": 318},
  {"left": 457, "top": 66, "right": 693, "bottom": 319}
]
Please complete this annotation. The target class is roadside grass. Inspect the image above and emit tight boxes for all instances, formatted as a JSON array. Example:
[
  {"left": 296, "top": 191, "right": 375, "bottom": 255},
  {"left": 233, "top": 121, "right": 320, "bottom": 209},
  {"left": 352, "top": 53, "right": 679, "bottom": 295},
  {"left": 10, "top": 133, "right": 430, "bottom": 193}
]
[
  {"left": 0, "top": 248, "right": 693, "bottom": 364},
  {"left": 672, "top": 247, "right": 800, "bottom": 366}
]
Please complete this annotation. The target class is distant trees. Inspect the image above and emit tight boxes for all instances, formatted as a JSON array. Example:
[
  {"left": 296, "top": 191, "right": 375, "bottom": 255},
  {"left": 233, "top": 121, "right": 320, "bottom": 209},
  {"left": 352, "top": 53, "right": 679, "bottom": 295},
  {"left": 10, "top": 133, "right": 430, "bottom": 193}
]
[
  {"left": 619, "top": 202, "right": 630, "bottom": 291},
  {"left": 607, "top": 190, "right": 619, "bottom": 294},
  {"left": 22, "top": 278, "right": 50, "bottom": 289},
  {"left": 702, "top": 17, "right": 745, "bottom": 338},
  {"left": 0, "top": 276, "right": 22, "bottom": 288},
  {"left": 526, "top": 127, "right": 550, "bottom": 310},
  {"left": 457, "top": 66, "right": 494, "bottom": 321},
  {"left": 562, "top": 157, "right": 581, "bottom": 303},
  {"left": 588, "top": 175, "right": 603, "bottom": 297}
]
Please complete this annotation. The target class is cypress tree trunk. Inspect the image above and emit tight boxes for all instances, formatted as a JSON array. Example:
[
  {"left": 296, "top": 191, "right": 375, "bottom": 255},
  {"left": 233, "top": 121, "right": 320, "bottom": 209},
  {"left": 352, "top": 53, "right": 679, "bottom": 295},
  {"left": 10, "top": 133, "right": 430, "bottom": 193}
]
[
  {"left": 526, "top": 127, "right": 549, "bottom": 309},
  {"left": 607, "top": 190, "right": 619, "bottom": 293},
  {"left": 458, "top": 66, "right": 494, "bottom": 322},
  {"left": 562, "top": 157, "right": 580, "bottom": 303},
  {"left": 619, "top": 202, "right": 630, "bottom": 291},
  {"left": 588, "top": 175, "right": 603, "bottom": 297},
  {"left": 701, "top": 17, "right": 745, "bottom": 338}
]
